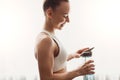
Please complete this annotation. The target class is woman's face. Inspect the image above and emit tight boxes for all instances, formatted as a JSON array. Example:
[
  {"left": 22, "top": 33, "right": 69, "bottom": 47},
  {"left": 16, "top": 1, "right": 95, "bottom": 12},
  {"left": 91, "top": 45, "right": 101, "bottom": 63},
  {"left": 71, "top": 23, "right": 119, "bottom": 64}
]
[{"left": 51, "top": 2, "right": 70, "bottom": 30}]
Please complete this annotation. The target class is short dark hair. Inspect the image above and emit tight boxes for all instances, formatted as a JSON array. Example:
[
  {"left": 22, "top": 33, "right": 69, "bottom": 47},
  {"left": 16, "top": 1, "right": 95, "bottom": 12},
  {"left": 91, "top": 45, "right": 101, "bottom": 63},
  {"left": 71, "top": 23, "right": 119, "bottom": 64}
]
[{"left": 43, "top": 0, "right": 69, "bottom": 12}]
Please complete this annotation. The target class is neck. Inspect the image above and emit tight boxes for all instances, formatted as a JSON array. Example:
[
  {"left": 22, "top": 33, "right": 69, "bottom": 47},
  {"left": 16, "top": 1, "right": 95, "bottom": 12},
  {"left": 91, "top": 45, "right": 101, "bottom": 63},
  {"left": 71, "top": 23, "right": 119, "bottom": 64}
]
[{"left": 43, "top": 20, "right": 55, "bottom": 34}]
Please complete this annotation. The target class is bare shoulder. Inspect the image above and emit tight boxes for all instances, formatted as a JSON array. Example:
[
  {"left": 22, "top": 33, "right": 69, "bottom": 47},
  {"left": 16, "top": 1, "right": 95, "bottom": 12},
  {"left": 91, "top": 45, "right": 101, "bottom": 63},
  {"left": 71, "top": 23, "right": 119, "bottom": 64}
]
[
  {"left": 35, "top": 33, "right": 55, "bottom": 59},
  {"left": 36, "top": 33, "right": 53, "bottom": 48}
]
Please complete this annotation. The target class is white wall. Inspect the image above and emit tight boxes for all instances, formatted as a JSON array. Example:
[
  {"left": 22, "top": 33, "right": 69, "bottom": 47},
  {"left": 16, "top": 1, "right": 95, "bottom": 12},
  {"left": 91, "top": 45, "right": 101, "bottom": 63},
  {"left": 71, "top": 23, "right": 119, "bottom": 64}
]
[{"left": 0, "top": 0, "right": 120, "bottom": 79}]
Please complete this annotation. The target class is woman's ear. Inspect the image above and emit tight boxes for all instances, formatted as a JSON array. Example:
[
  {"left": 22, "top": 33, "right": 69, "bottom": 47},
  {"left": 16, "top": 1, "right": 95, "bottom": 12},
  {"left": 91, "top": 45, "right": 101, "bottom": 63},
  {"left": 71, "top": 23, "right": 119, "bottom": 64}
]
[{"left": 45, "top": 8, "right": 53, "bottom": 19}]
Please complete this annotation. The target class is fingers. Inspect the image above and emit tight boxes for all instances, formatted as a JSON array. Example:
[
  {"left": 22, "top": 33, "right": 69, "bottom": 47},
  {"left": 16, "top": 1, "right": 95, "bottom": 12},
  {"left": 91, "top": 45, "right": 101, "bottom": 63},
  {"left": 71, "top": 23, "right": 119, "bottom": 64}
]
[
  {"left": 77, "top": 60, "right": 95, "bottom": 76},
  {"left": 84, "top": 60, "right": 94, "bottom": 65},
  {"left": 82, "top": 48, "right": 89, "bottom": 51},
  {"left": 77, "top": 48, "right": 89, "bottom": 53},
  {"left": 84, "top": 63, "right": 95, "bottom": 69},
  {"left": 87, "top": 70, "right": 95, "bottom": 74},
  {"left": 75, "top": 54, "right": 80, "bottom": 58},
  {"left": 84, "top": 60, "right": 95, "bottom": 70},
  {"left": 85, "top": 64, "right": 95, "bottom": 73}
]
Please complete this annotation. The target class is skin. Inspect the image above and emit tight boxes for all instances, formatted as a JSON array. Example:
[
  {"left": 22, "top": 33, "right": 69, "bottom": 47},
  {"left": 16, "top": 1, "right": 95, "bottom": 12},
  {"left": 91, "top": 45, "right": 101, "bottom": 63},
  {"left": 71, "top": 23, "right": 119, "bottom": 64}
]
[{"left": 35, "top": 1, "right": 95, "bottom": 80}]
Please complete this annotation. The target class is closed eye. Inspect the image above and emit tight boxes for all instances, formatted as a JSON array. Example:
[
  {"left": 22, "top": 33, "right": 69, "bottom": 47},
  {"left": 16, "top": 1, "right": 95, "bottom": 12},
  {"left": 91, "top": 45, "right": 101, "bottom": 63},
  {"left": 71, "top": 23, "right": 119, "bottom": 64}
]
[{"left": 63, "top": 14, "right": 69, "bottom": 18}]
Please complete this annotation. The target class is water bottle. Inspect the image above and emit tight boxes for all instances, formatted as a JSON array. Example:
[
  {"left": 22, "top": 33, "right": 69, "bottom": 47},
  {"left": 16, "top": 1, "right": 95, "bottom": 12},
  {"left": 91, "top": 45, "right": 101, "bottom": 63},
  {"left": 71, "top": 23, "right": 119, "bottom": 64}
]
[{"left": 81, "top": 47, "right": 95, "bottom": 80}]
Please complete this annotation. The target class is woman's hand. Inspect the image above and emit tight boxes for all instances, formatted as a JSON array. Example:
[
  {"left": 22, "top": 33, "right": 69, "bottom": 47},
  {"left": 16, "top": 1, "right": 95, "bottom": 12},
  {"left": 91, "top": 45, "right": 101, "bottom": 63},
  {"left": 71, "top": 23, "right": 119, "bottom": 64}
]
[
  {"left": 75, "top": 60, "right": 95, "bottom": 76},
  {"left": 67, "top": 48, "right": 89, "bottom": 61},
  {"left": 75, "top": 47, "right": 89, "bottom": 58}
]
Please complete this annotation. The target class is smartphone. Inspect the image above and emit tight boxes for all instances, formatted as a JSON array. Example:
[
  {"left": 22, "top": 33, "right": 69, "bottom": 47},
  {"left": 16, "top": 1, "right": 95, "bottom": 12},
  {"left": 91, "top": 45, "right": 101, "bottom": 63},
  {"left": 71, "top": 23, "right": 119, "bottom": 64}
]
[{"left": 81, "top": 47, "right": 94, "bottom": 57}]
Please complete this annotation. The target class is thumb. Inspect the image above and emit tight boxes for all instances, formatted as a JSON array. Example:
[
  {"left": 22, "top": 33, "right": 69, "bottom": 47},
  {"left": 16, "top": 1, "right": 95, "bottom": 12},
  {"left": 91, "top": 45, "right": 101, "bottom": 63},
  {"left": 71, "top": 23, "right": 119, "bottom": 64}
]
[{"left": 75, "top": 54, "right": 81, "bottom": 58}]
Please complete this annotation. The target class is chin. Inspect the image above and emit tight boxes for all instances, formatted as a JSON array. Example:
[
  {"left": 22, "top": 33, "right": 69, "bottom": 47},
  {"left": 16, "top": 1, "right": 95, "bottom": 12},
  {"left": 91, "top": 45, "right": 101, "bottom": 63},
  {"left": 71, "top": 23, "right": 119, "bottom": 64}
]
[
  {"left": 59, "top": 26, "right": 64, "bottom": 30},
  {"left": 56, "top": 27, "right": 62, "bottom": 30},
  {"left": 56, "top": 25, "right": 64, "bottom": 30}
]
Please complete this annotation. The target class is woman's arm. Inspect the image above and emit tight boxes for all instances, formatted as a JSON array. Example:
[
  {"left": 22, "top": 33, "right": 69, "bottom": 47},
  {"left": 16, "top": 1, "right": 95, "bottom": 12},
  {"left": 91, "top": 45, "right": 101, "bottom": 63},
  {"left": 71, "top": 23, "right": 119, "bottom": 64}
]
[
  {"left": 52, "top": 60, "right": 95, "bottom": 80},
  {"left": 36, "top": 36, "right": 94, "bottom": 80}
]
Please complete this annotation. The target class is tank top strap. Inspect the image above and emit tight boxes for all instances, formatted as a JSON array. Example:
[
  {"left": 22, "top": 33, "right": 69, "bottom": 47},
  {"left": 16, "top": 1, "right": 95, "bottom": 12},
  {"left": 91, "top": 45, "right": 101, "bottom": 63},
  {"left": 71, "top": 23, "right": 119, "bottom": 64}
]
[
  {"left": 41, "top": 30, "right": 59, "bottom": 42},
  {"left": 41, "top": 30, "right": 53, "bottom": 37}
]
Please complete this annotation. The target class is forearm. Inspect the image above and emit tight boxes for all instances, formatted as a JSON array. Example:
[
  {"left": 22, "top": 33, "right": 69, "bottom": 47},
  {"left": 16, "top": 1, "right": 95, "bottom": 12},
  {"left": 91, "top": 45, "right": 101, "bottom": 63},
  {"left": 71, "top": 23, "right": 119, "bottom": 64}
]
[
  {"left": 40, "top": 69, "right": 79, "bottom": 80},
  {"left": 51, "top": 70, "right": 79, "bottom": 80}
]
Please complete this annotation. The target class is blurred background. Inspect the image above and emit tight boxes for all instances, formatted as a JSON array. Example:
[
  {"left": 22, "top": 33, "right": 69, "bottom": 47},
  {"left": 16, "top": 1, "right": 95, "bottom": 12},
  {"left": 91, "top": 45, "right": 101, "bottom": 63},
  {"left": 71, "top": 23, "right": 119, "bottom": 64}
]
[{"left": 0, "top": 0, "right": 120, "bottom": 80}]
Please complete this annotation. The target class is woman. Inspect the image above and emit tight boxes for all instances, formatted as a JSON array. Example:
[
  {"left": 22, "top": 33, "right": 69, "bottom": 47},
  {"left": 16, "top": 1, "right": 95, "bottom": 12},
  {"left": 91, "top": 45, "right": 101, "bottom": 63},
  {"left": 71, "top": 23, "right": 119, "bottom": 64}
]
[{"left": 35, "top": 0, "right": 95, "bottom": 80}]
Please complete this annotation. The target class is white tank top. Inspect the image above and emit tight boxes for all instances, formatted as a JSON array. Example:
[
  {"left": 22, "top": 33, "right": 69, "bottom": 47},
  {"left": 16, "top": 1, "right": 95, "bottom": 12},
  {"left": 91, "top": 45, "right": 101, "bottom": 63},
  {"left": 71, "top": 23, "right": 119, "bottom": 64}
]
[{"left": 36, "top": 30, "right": 68, "bottom": 72}]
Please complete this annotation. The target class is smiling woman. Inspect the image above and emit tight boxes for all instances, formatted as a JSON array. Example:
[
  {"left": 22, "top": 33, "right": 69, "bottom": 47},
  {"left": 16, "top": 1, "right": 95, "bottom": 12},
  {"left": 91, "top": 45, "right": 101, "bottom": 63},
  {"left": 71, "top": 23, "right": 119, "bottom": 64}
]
[
  {"left": 1, "top": 0, "right": 120, "bottom": 80},
  {"left": 34, "top": 0, "right": 95, "bottom": 80}
]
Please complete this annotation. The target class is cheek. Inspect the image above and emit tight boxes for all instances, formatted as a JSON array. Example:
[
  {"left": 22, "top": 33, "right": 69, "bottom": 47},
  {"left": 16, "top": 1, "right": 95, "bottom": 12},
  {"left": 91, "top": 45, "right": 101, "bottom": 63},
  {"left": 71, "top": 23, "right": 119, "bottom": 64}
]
[
  {"left": 53, "top": 16, "right": 65, "bottom": 25},
  {"left": 58, "top": 17, "right": 66, "bottom": 24}
]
